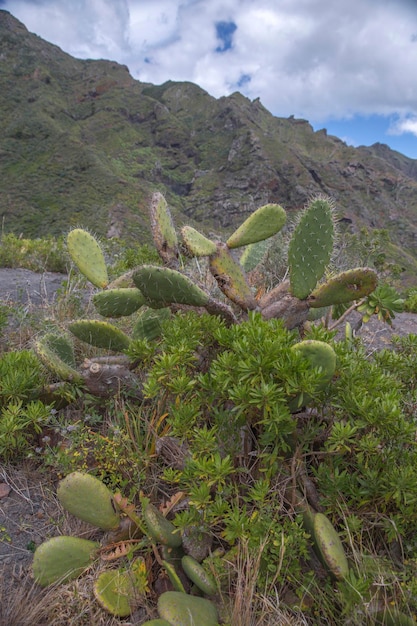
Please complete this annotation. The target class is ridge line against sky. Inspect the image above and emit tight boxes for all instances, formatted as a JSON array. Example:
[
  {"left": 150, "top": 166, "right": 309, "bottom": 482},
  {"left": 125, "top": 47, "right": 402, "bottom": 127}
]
[{"left": 1, "top": 0, "right": 417, "bottom": 158}]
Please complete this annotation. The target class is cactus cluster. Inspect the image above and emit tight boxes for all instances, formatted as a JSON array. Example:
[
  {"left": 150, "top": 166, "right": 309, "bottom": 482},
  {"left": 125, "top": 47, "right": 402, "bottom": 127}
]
[
  {"left": 65, "top": 193, "right": 378, "bottom": 334},
  {"left": 33, "top": 471, "right": 219, "bottom": 620}
]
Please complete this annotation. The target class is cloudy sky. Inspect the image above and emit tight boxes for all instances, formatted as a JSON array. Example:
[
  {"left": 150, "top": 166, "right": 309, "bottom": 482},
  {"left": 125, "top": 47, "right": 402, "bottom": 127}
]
[{"left": 2, "top": 0, "right": 417, "bottom": 158}]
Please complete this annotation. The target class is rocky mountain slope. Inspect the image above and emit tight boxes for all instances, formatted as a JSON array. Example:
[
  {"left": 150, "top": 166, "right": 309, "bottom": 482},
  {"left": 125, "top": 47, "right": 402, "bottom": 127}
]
[{"left": 1, "top": 10, "right": 417, "bottom": 282}]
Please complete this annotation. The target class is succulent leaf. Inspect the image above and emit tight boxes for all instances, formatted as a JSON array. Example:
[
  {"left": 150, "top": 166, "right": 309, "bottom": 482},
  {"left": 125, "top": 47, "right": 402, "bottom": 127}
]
[
  {"left": 150, "top": 192, "right": 179, "bottom": 266},
  {"left": 132, "top": 307, "right": 171, "bottom": 341},
  {"left": 69, "top": 320, "right": 131, "bottom": 351},
  {"left": 181, "top": 226, "right": 217, "bottom": 256},
  {"left": 157, "top": 591, "right": 219, "bottom": 626},
  {"left": 226, "top": 203, "right": 286, "bottom": 249},
  {"left": 312, "top": 513, "right": 349, "bottom": 580},
  {"left": 309, "top": 268, "right": 378, "bottom": 308},
  {"left": 34, "top": 333, "right": 82, "bottom": 382},
  {"left": 209, "top": 243, "right": 257, "bottom": 311},
  {"left": 93, "top": 288, "right": 146, "bottom": 317},
  {"left": 133, "top": 266, "right": 209, "bottom": 307},
  {"left": 57, "top": 472, "right": 121, "bottom": 530},
  {"left": 143, "top": 503, "right": 182, "bottom": 548},
  {"left": 33, "top": 536, "right": 99, "bottom": 587},
  {"left": 67, "top": 228, "right": 108, "bottom": 288},
  {"left": 288, "top": 197, "right": 334, "bottom": 299}
]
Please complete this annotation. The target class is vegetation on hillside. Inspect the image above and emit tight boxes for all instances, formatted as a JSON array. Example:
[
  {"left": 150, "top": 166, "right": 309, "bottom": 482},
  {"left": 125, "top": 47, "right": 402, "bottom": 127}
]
[{"left": 2, "top": 191, "right": 417, "bottom": 625}]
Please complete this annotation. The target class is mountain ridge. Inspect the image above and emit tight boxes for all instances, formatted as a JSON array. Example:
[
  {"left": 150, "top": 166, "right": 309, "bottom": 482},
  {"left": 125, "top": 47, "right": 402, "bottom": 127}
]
[{"left": 1, "top": 9, "right": 417, "bottom": 284}]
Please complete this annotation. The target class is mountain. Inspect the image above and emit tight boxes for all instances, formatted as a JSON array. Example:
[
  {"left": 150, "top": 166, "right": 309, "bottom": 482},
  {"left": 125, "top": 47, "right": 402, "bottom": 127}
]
[{"left": 1, "top": 10, "right": 417, "bottom": 284}]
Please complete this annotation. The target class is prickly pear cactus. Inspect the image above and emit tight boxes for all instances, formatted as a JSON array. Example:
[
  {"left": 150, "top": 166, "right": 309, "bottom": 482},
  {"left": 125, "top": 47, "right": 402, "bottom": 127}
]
[
  {"left": 57, "top": 472, "right": 121, "bottom": 530},
  {"left": 312, "top": 512, "right": 349, "bottom": 580},
  {"left": 143, "top": 503, "right": 182, "bottom": 548},
  {"left": 69, "top": 320, "right": 131, "bottom": 352},
  {"left": 226, "top": 203, "right": 286, "bottom": 249},
  {"left": 209, "top": 243, "right": 257, "bottom": 311},
  {"left": 181, "top": 555, "right": 217, "bottom": 596},
  {"left": 288, "top": 197, "right": 334, "bottom": 300},
  {"left": 181, "top": 226, "right": 217, "bottom": 256},
  {"left": 291, "top": 340, "right": 337, "bottom": 388},
  {"left": 67, "top": 228, "right": 109, "bottom": 289},
  {"left": 34, "top": 333, "right": 82, "bottom": 383},
  {"left": 157, "top": 591, "right": 219, "bottom": 626},
  {"left": 93, "top": 288, "right": 146, "bottom": 318},
  {"left": 93, "top": 567, "right": 146, "bottom": 617},
  {"left": 132, "top": 307, "right": 171, "bottom": 342},
  {"left": 309, "top": 268, "right": 378, "bottom": 308},
  {"left": 133, "top": 266, "right": 209, "bottom": 307},
  {"left": 150, "top": 192, "right": 179, "bottom": 267},
  {"left": 33, "top": 536, "right": 99, "bottom": 587}
]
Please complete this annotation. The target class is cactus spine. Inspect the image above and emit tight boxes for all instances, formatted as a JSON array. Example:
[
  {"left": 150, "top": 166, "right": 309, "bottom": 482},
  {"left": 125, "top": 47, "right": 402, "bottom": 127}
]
[{"left": 69, "top": 320, "right": 131, "bottom": 352}]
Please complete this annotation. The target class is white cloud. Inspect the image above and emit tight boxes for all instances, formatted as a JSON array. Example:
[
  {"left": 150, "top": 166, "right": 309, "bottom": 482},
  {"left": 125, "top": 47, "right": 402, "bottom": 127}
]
[
  {"left": 389, "top": 116, "right": 417, "bottom": 138},
  {"left": 2, "top": 0, "right": 417, "bottom": 124}
]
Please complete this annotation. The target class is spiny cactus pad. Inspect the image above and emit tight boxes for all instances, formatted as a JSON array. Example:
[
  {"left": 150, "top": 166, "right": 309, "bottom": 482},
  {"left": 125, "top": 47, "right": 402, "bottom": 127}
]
[
  {"left": 150, "top": 192, "right": 179, "bottom": 266},
  {"left": 181, "top": 555, "right": 217, "bottom": 596},
  {"left": 57, "top": 472, "right": 121, "bottom": 530},
  {"left": 239, "top": 238, "right": 273, "bottom": 273},
  {"left": 288, "top": 197, "right": 334, "bottom": 299},
  {"left": 209, "top": 244, "right": 257, "bottom": 310},
  {"left": 181, "top": 225, "right": 217, "bottom": 256},
  {"left": 309, "top": 268, "right": 378, "bottom": 308},
  {"left": 34, "top": 333, "right": 82, "bottom": 383},
  {"left": 93, "top": 288, "right": 146, "bottom": 318},
  {"left": 226, "top": 203, "right": 286, "bottom": 249},
  {"left": 291, "top": 340, "right": 336, "bottom": 387},
  {"left": 33, "top": 536, "right": 99, "bottom": 587},
  {"left": 133, "top": 266, "right": 209, "bottom": 307},
  {"left": 312, "top": 513, "right": 349, "bottom": 580},
  {"left": 132, "top": 307, "right": 171, "bottom": 342},
  {"left": 67, "top": 228, "right": 109, "bottom": 288},
  {"left": 143, "top": 503, "right": 182, "bottom": 548},
  {"left": 157, "top": 591, "right": 219, "bottom": 626},
  {"left": 93, "top": 569, "right": 137, "bottom": 617},
  {"left": 69, "top": 320, "right": 131, "bottom": 352}
]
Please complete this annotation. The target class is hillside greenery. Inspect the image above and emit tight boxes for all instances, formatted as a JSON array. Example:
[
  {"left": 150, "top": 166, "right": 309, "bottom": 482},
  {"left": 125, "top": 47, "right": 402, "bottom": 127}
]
[
  {"left": 1, "top": 191, "right": 417, "bottom": 626},
  {"left": 2, "top": 10, "right": 417, "bottom": 289}
]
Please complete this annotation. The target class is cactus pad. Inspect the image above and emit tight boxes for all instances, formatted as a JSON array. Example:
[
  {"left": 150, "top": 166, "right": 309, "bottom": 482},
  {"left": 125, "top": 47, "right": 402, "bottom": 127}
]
[
  {"left": 209, "top": 244, "right": 257, "bottom": 310},
  {"left": 309, "top": 268, "right": 378, "bottom": 308},
  {"left": 291, "top": 340, "right": 336, "bottom": 388},
  {"left": 93, "top": 570, "right": 137, "bottom": 617},
  {"left": 133, "top": 266, "right": 209, "bottom": 307},
  {"left": 132, "top": 307, "right": 171, "bottom": 341},
  {"left": 181, "top": 226, "right": 217, "bottom": 256},
  {"left": 239, "top": 238, "right": 273, "bottom": 273},
  {"left": 57, "top": 472, "right": 121, "bottom": 530},
  {"left": 69, "top": 320, "right": 131, "bottom": 351},
  {"left": 313, "top": 513, "right": 349, "bottom": 580},
  {"left": 33, "top": 536, "right": 99, "bottom": 586},
  {"left": 34, "top": 333, "right": 82, "bottom": 382},
  {"left": 93, "top": 288, "right": 146, "bottom": 317},
  {"left": 157, "top": 591, "right": 219, "bottom": 626},
  {"left": 143, "top": 503, "right": 182, "bottom": 548},
  {"left": 288, "top": 197, "right": 334, "bottom": 299},
  {"left": 226, "top": 203, "right": 286, "bottom": 249},
  {"left": 181, "top": 555, "right": 217, "bottom": 596},
  {"left": 150, "top": 192, "right": 179, "bottom": 266},
  {"left": 67, "top": 228, "right": 108, "bottom": 288}
]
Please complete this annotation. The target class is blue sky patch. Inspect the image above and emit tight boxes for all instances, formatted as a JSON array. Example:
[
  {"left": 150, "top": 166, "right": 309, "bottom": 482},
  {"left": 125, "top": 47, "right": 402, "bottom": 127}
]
[
  {"left": 237, "top": 74, "right": 251, "bottom": 88},
  {"left": 215, "top": 21, "right": 237, "bottom": 52}
]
